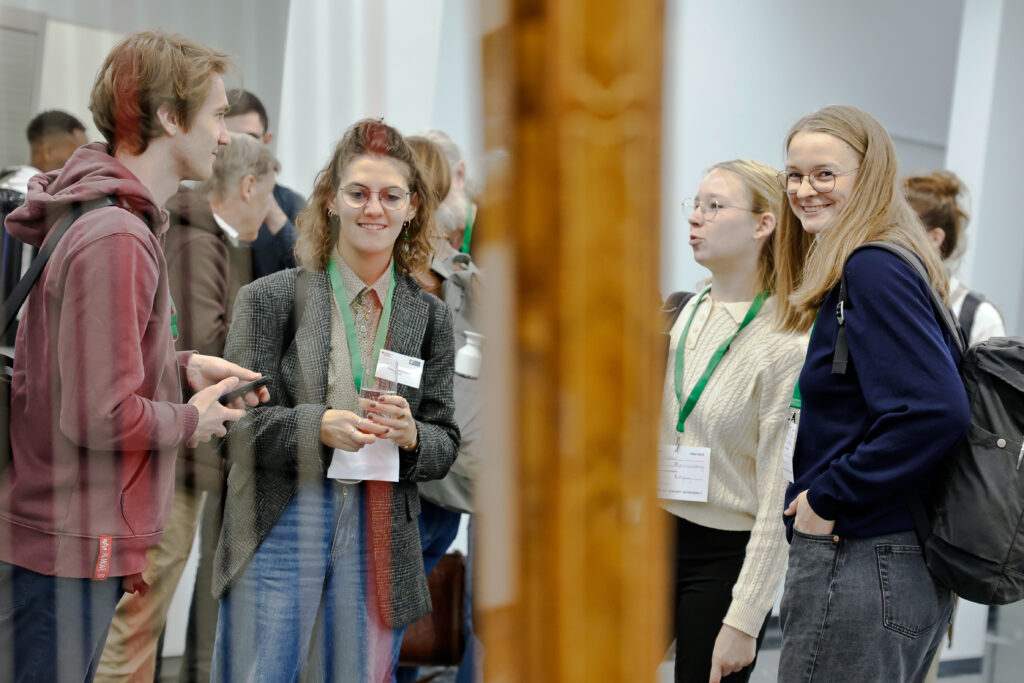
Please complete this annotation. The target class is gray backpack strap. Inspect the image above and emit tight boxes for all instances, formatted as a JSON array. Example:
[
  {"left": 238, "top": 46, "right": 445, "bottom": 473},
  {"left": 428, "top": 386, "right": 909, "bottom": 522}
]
[{"left": 832, "top": 242, "right": 965, "bottom": 376}]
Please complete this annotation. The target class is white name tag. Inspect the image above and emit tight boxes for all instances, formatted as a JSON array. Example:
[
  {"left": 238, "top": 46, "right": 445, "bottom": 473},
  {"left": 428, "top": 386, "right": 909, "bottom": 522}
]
[
  {"left": 782, "top": 410, "right": 799, "bottom": 484},
  {"left": 377, "top": 349, "right": 424, "bottom": 389},
  {"left": 328, "top": 438, "right": 399, "bottom": 482},
  {"left": 658, "top": 445, "right": 710, "bottom": 502}
]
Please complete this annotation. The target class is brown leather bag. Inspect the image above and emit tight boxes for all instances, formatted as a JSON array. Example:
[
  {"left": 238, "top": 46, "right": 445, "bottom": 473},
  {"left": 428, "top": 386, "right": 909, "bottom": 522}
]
[{"left": 398, "top": 552, "right": 467, "bottom": 666}]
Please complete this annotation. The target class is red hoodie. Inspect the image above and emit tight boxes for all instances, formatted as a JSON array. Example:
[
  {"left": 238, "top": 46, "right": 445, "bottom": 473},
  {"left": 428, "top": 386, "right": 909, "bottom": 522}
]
[{"left": 0, "top": 142, "right": 199, "bottom": 578}]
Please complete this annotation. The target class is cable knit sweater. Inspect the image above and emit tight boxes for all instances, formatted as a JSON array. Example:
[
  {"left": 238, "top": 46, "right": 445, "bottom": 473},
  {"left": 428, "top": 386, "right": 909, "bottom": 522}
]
[{"left": 659, "top": 290, "right": 807, "bottom": 637}]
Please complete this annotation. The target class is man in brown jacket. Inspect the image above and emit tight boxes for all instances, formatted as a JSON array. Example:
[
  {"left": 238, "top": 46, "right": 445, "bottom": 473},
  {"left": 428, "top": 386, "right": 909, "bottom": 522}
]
[{"left": 96, "top": 133, "right": 279, "bottom": 683}]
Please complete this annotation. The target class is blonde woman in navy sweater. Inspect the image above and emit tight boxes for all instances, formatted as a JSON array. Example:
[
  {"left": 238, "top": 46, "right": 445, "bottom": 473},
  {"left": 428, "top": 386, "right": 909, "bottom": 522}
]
[{"left": 773, "top": 105, "right": 970, "bottom": 682}]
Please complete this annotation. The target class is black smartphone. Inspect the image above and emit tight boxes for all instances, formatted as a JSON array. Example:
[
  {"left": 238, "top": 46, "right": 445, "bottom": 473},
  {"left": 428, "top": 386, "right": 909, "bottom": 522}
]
[{"left": 218, "top": 376, "right": 271, "bottom": 405}]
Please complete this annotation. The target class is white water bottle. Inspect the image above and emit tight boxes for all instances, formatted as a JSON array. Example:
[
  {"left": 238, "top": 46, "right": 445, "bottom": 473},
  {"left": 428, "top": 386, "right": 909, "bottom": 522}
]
[{"left": 454, "top": 331, "right": 484, "bottom": 379}]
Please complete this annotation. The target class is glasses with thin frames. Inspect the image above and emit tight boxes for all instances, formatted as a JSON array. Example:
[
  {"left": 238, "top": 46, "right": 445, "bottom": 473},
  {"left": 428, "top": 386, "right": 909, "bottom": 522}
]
[
  {"left": 339, "top": 184, "right": 412, "bottom": 211},
  {"left": 777, "top": 168, "right": 858, "bottom": 194},
  {"left": 681, "top": 198, "right": 757, "bottom": 222}
]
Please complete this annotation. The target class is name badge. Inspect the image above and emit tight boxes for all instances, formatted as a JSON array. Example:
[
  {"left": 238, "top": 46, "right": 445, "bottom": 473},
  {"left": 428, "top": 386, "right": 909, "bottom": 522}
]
[
  {"left": 377, "top": 349, "right": 424, "bottom": 389},
  {"left": 658, "top": 445, "right": 710, "bottom": 502},
  {"left": 782, "top": 410, "right": 799, "bottom": 484}
]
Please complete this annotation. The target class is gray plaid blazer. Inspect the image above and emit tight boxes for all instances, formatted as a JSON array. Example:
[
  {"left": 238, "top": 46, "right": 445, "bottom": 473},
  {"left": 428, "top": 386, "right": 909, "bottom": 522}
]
[{"left": 212, "top": 266, "right": 460, "bottom": 628}]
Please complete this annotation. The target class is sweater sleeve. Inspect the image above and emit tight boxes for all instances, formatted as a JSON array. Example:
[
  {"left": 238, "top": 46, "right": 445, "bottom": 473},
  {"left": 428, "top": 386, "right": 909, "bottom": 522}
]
[
  {"left": 805, "top": 249, "right": 970, "bottom": 521},
  {"left": 725, "top": 338, "right": 805, "bottom": 636}
]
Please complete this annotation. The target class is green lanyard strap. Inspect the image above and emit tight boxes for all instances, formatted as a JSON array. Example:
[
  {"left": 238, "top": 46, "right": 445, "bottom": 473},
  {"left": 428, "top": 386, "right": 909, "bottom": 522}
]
[
  {"left": 169, "top": 296, "right": 179, "bottom": 341},
  {"left": 790, "top": 313, "right": 819, "bottom": 410},
  {"left": 673, "top": 287, "right": 767, "bottom": 433},
  {"left": 327, "top": 256, "right": 396, "bottom": 393},
  {"left": 460, "top": 204, "right": 474, "bottom": 254}
]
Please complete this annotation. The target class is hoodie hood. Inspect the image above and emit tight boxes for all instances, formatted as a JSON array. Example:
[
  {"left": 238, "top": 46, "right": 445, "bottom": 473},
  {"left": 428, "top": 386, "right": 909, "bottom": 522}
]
[{"left": 5, "top": 142, "right": 167, "bottom": 248}]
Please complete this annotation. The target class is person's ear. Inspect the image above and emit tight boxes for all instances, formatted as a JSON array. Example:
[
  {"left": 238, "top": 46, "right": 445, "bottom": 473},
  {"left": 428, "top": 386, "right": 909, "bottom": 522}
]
[
  {"left": 452, "top": 160, "right": 467, "bottom": 190},
  {"left": 927, "top": 227, "right": 946, "bottom": 251},
  {"left": 156, "top": 104, "right": 180, "bottom": 137},
  {"left": 240, "top": 174, "right": 256, "bottom": 201},
  {"left": 754, "top": 212, "right": 777, "bottom": 240},
  {"left": 262, "top": 131, "right": 274, "bottom": 146}
]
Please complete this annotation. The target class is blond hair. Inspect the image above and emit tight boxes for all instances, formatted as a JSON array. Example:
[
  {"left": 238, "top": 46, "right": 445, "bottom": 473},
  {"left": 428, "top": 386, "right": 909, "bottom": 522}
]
[
  {"left": 90, "top": 29, "right": 234, "bottom": 156},
  {"left": 774, "top": 105, "right": 948, "bottom": 332},
  {"left": 707, "top": 159, "right": 783, "bottom": 295}
]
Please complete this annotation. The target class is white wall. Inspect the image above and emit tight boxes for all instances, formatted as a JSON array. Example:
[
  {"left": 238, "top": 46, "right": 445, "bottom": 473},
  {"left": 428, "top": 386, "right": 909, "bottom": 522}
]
[
  {"left": 662, "top": 0, "right": 964, "bottom": 295},
  {"left": 1, "top": 0, "right": 292, "bottom": 152},
  {"left": 276, "top": 0, "right": 483, "bottom": 200},
  {"left": 949, "top": 0, "right": 1024, "bottom": 336}
]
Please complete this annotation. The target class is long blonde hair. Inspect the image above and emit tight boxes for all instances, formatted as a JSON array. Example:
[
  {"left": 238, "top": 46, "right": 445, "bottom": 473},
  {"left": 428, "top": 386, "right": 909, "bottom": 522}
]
[
  {"left": 707, "top": 159, "right": 783, "bottom": 295},
  {"left": 774, "top": 105, "right": 948, "bottom": 332}
]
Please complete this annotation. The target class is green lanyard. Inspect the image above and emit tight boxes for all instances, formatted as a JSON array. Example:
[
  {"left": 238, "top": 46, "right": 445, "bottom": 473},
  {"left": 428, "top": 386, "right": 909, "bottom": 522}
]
[
  {"left": 327, "top": 255, "right": 396, "bottom": 393},
  {"left": 460, "top": 204, "right": 474, "bottom": 254},
  {"left": 789, "top": 313, "right": 819, "bottom": 410},
  {"left": 169, "top": 296, "right": 179, "bottom": 341},
  {"left": 673, "top": 286, "right": 767, "bottom": 433}
]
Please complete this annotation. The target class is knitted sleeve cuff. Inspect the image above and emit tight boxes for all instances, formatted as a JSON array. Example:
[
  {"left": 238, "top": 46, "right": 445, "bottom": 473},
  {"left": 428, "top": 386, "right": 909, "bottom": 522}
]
[{"left": 723, "top": 597, "right": 771, "bottom": 639}]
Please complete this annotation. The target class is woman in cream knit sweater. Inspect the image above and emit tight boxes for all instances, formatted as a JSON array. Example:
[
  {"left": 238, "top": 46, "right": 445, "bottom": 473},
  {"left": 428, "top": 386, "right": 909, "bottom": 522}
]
[{"left": 662, "top": 160, "right": 806, "bottom": 683}]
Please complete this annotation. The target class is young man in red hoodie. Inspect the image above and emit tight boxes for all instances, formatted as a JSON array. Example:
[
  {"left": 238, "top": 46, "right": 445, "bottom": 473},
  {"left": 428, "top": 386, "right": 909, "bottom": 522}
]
[{"left": 0, "top": 30, "right": 267, "bottom": 683}]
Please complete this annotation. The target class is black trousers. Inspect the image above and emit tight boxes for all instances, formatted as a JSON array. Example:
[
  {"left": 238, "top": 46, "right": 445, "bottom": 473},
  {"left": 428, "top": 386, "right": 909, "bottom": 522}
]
[{"left": 669, "top": 514, "right": 770, "bottom": 683}]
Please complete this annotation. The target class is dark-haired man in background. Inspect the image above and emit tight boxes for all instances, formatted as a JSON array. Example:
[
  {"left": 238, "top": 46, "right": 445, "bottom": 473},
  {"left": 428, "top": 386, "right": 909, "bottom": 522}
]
[
  {"left": 224, "top": 89, "right": 305, "bottom": 278},
  {"left": 26, "top": 110, "right": 90, "bottom": 173}
]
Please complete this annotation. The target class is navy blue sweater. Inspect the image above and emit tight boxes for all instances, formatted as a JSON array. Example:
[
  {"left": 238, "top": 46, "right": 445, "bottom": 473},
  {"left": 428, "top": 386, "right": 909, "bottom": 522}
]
[{"left": 785, "top": 246, "right": 970, "bottom": 539}]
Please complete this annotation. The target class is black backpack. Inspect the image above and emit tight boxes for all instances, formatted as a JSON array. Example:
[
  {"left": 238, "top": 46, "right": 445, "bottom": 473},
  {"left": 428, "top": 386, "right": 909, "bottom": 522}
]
[
  {"left": 662, "top": 291, "right": 696, "bottom": 333},
  {"left": 832, "top": 242, "right": 1024, "bottom": 605}
]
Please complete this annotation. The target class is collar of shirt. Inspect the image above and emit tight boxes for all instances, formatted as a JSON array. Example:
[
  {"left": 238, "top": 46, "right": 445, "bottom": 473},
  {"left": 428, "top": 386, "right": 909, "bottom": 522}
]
[
  {"left": 212, "top": 212, "right": 239, "bottom": 246},
  {"left": 335, "top": 254, "right": 393, "bottom": 307},
  {"left": 720, "top": 299, "right": 755, "bottom": 324}
]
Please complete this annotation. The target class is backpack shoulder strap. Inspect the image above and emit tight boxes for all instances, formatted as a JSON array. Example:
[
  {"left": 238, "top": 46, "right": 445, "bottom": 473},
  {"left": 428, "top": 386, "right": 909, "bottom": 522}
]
[
  {"left": 958, "top": 290, "right": 984, "bottom": 343},
  {"left": 662, "top": 291, "right": 696, "bottom": 334},
  {"left": 832, "top": 242, "right": 965, "bottom": 377},
  {"left": 1, "top": 196, "right": 116, "bottom": 337}
]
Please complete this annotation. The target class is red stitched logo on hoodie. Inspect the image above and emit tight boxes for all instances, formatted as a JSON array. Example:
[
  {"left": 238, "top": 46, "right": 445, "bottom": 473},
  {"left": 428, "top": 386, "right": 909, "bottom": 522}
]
[{"left": 93, "top": 535, "right": 113, "bottom": 580}]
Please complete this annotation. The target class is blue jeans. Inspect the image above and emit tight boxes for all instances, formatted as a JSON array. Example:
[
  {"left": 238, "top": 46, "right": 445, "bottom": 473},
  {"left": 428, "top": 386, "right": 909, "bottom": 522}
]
[
  {"left": 779, "top": 529, "right": 953, "bottom": 682},
  {"left": 0, "top": 560, "right": 124, "bottom": 682},
  {"left": 211, "top": 480, "right": 404, "bottom": 682}
]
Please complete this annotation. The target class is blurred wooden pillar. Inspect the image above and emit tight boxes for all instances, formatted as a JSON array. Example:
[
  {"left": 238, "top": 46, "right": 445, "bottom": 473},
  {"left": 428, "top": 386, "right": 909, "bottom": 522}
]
[{"left": 475, "top": 0, "right": 668, "bottom": 680}]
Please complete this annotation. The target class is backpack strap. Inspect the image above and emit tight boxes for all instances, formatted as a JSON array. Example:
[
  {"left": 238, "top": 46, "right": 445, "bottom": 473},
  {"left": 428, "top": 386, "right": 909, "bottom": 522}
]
[
  {"left": 1, "top": 196, "right": 116, "bottom": 337},
  {"left": 831, "top": 242, "right": 965, "bottom": 376},
  {"left": 662, "top": 291, "right": 696, "bottom": 334},
  {"left": 957, "top": 290, "right": 984, "bottom": 343}
]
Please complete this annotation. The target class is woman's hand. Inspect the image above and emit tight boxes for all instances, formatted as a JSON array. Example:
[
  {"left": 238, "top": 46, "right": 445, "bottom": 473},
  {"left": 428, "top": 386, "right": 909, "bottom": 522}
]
[
  {"left": 709, "top": 624, "right": 756, "bottom": 683},
  {"left": 360, "top": 394, "right": 419, "bottom": 450},
  {"left": 319, "top": 409, "right": 384, "bottom": 451},
  {"left": 784, "top": 489, "right": 835, "bottom": 535}
]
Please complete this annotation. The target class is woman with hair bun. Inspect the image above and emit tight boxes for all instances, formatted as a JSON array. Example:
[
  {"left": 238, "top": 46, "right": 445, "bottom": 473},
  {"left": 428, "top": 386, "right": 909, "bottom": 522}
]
[
  {"left": 661, "top": 159, "right": 806, "bottom": 683},
  {"left": 904, "top": 170, "right": 1005, "bottom": 345}
]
